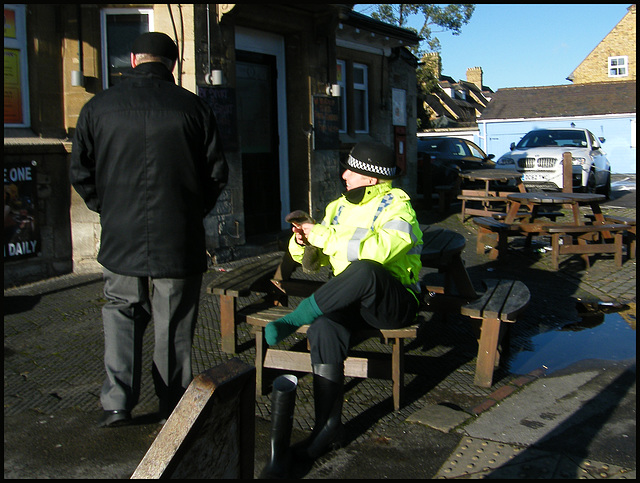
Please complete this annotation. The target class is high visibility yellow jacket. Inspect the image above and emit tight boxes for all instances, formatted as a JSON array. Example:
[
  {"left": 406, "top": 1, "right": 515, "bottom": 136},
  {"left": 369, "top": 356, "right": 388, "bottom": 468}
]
[{"left": 288, "top": 182, "right": 423, "bottom": 294}]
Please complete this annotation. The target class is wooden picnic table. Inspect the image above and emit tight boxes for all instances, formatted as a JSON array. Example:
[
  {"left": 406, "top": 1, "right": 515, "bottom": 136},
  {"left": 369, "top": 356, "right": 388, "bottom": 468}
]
[
  {"left": 502, "top": 192, "right": 630, "bottom": 269},
  {"left": 458, "top": 169, "right": 526, "bottom": 220},
  {"left": 206, "top": 252, "right": 284, "bottom": 353},
  {"left": 504, "top": 191, "right": 606, "bottom": 225}
]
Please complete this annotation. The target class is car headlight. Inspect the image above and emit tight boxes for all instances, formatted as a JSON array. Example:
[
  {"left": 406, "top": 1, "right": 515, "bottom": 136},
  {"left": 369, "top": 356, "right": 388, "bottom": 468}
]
[
  {"left": 496, "top": 157, "right": 515, "bottom": 166},
  {"left": 572, "top": 157, "right": 587, "bottom": 166}
]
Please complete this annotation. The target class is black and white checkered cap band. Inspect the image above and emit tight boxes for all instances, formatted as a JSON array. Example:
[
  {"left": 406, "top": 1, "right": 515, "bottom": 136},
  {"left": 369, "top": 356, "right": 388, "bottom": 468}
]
[{"left": 347, "top": 154, "right": 396, "bottom": 177}]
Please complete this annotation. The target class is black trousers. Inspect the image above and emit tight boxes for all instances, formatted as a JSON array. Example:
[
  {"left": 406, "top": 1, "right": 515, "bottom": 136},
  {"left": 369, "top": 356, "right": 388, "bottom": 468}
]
[{"left": 307, "top": 260, "right": 418, "bottom": 364}]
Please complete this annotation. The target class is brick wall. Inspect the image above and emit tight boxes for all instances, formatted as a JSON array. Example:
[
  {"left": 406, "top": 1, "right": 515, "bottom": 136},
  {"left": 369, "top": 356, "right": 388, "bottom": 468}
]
[{"left": 570, "top": 5, "right": 636, "bottom": 84}]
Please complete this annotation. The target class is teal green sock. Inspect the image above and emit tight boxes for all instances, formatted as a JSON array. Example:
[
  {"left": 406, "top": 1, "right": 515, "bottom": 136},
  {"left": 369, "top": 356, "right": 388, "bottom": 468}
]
[{"left": 265, "top": 295, "right": 323, "bottom": 346}]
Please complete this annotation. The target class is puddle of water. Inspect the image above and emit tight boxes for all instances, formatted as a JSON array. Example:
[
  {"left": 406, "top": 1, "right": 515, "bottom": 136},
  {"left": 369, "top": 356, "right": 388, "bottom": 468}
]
[{"left": 507, "top": 309, "right": 636, "bottom": 375}]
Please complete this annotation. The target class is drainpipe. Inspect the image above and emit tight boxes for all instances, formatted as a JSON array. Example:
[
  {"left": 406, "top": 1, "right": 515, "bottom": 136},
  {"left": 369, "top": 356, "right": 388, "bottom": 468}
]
[{"left": 71, "top": 4, "right": 84, "bottom": 87}]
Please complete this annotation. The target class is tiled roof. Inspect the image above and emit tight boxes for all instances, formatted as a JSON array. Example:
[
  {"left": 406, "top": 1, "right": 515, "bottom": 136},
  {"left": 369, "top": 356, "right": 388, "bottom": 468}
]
[{"left": 480, "top": 81, "right": 636, "bottom": 120}]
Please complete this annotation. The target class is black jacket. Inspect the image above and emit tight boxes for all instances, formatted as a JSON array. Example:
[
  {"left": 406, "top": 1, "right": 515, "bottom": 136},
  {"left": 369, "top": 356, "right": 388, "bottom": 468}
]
[{"left": 70, "top": 63, "right": 228, "bottom": 278}]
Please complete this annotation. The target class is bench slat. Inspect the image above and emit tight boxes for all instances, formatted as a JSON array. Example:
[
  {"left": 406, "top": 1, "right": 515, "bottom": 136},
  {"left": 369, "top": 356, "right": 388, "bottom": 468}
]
[
  {"left": 482, "top": 280, "right": 513, "bottom": 320},
  {"left": 207, "top": 254, "right": 283, "bottom": 297},
  {"left": 543, "top": 223, "right": 629, "bottom": 234},
  {"left": 461, "top": 279, "right": 530, "bottom": 322}
]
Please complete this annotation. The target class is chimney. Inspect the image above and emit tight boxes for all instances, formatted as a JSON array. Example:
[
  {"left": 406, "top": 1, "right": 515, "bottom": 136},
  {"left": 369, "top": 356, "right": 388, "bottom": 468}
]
[
  {"left": 466, "top": 66, "right": 483, "bottom": 90},
  {"left": 423, "top": 52, "right": 441, "bottom": 79}
]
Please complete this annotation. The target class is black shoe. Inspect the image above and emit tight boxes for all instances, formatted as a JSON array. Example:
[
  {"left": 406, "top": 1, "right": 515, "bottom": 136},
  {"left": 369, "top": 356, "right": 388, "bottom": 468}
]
[{"left": 97, "top": 410, "right": 131, "bottom": 428}]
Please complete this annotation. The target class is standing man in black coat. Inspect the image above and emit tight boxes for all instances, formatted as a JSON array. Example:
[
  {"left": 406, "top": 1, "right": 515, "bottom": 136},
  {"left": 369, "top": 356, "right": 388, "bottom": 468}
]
[{"left": 70, "top": 32, "right": 228, "bottom": 427}]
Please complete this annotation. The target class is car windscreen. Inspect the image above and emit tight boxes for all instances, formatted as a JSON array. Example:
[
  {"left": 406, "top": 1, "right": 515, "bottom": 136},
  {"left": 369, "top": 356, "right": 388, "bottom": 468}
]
[
  {"left": 418, "top": 139, "right": 446, "bottom": 152},
  {"left": 516, "top": 130, "right": 587, "bottom": 148}
]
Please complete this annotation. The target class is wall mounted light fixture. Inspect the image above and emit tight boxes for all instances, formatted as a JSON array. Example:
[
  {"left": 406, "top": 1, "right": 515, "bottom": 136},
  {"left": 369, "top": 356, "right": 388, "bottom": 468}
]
[
  {"left": 326, "top": 83, "right": 341, "bottom": 97},
  {"left": 71, "top": 70, "right": 84, "bottom": 87},
  {"left": 205, "top": 69, "right": 224, "bottom": 86}
]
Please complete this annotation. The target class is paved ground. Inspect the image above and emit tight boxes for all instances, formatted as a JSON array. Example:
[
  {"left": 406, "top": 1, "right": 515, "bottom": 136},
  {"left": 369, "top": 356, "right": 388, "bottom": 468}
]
[{"left": 4, "top": 176, "right": 635, "bottom": 478}]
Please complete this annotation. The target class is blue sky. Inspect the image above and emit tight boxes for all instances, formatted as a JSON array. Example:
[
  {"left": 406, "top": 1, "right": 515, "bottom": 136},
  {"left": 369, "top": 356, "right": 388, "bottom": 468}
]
[{"left": 354, "top": 4, "right": 630, "bottom": 90}]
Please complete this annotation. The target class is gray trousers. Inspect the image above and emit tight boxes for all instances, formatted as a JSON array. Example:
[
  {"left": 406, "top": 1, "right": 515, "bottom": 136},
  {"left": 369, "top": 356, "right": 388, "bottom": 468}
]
[{"left": 100, "top": 268, "right": 202, "bottom": 413}]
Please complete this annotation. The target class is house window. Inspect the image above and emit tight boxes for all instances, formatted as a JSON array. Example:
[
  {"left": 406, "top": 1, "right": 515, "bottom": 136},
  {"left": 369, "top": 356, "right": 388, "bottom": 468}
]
[
  {"left": 353, "top": 63, "right": 369, "bottom": 133},
  {"left": 608, "top": 56, "right": 628, "bottom": 78},
  {"left": 4, "top": 4, "right": 30, "bottom": 127},
  {"left": 336, "top": 60, "right": 347, "bottom": 132},
  {"left": 100, "top": 8, "right": 154, "bottom": 89},
  {"left": 336, "top": 60, "right": 370, "bottom": 134}
]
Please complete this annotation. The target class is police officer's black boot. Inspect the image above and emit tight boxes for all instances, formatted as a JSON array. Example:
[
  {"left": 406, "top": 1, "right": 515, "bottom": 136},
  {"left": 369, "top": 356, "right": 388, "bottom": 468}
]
[
  {"left": 294, "top": 363, "right": 345, "bottom": 460},
  {"left": 260, "top": 374, "right": 298, "bottom": 479}
]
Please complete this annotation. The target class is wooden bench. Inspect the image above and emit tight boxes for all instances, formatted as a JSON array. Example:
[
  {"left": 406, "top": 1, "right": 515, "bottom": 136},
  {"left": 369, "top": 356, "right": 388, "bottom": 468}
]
[
  {"left": 542, "top": 223, "right": 631, "bottom": 270},
  {"left": 248, "top": 308, "right": 418, "bottom": 412},
  {"left": 206, "top": 252, "right": 285, "bottom": 353},
  {"left": 246, "top": 227, "right": 531, "bottom": 410},
  {"left": 585, "top": 214, "right": 636, "bottom": 260},
  {"left": 473, "top": 212, "right": 564, "bottom": 260},
  {"left": 132, "top": 358, "right": 255, "bottom": 479},
  {"left": 492, "top": 211, "right": 563, "bottom": 223},
  {"left": 473, "top": 216, "right": 521, "bottom": 260},
  {"left": 461, "top": 279, "right": 530, "bottom": 387},
  {"left": 458, "top": 189, "right": 511, "bottom": 221}
]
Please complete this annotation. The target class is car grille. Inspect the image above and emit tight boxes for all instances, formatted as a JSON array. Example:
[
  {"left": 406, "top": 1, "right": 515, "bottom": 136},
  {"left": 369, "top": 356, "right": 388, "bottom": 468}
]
[{"left": 517, "top": 157, "right": 557, "bottom": 169}]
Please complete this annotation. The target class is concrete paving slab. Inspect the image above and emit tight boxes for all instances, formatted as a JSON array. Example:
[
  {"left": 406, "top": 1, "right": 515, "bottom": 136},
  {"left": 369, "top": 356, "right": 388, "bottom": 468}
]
[
  {"left": 406, "top": 404, "right": 472, "bottom": 433},
  {"left": 463, "top": 371, "right": 601, "bottom": 445}
]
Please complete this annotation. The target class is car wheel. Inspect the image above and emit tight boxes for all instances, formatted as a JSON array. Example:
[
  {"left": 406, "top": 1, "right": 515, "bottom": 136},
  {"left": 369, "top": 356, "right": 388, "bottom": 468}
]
[
  {"left": 597, "top": 171, "right": 611, "bottom": 199},
  {"left": 586, "top": 170, "right": 597, "bottom": 194}
]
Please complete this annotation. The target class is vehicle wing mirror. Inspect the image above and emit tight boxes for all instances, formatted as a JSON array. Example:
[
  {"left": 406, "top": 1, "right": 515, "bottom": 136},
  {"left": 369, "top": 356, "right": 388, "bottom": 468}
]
[
  {"left": 486, "top": 154, "right": 495, "bottom": 160},
  {"left": 598, "top": 137, "right": 605, "bottom": 143},
  {"left": 510, "top": 142, "right": 515, "bottom": 150}
]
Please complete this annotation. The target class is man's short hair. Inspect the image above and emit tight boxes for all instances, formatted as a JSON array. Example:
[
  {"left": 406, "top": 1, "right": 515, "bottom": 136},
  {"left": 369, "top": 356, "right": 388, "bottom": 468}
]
[{"left": 133, "top": 53, "right": 175, "bottom": 71}]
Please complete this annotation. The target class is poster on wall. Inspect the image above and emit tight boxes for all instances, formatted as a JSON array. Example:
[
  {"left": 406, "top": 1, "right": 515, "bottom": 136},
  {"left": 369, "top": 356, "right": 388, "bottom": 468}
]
[
  {"left": 4, "top": 48, "right": 23, "bottom": 124},
  {"left": 4, "top": 161, "right": 40, "bottom": 260},
  {"left": 312, "top": 96, "right": 339, "bottom": 150},
  {"left": 198, "top": 87, "right": 239, "bottom": 151},
  {"left": 392, "top": 88, "right": 406, "bottom": 127}
]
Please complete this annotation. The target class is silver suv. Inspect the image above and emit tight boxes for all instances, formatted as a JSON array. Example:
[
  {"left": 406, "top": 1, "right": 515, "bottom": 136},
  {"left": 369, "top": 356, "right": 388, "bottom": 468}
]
[{"left": 496, "top": 128, "right": 611, "bottom": 197}]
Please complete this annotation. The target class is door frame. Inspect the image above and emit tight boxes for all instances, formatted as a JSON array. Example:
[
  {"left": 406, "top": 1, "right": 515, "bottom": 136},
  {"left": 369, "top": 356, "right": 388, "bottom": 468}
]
[{"left": 235, "top": 26, "right": 290, "bottom": 229}]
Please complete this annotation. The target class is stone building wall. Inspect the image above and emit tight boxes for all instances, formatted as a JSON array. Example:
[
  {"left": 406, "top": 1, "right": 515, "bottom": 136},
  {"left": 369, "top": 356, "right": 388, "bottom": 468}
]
[{"left": 569, "top": 5, "right": 636, "bottom": 84}]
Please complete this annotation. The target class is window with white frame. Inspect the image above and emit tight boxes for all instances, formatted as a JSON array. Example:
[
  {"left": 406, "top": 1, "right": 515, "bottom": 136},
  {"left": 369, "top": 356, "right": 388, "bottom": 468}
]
[
  {"left": 100, "top": 8, "right": 153, "bottom": 89},
  {"left": 608, "top": 56, "right": 628, "bottom": 78},
  {"left": 4, "top": 4, "right": 30, "bottom": 127},
  {"left": 353, "top": 62, "right": 369, "bottom": 133},
  {"left": 335, "top": 59, "right": 370, "bottom": 134},
  {"left": 336, "top": 60, "right": 347, "bottom": 132}
]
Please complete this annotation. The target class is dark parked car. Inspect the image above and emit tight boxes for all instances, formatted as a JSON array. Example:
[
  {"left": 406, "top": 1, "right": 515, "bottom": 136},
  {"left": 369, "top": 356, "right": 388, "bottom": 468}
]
[{"left": 417, "top": 137, "right": 496, "bottom": 195}]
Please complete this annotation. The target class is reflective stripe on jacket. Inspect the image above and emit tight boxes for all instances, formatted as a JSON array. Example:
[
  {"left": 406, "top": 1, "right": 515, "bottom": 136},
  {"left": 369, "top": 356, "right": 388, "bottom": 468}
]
[{"left": 288, "top": 182, "right": 423, "bottom": 292}]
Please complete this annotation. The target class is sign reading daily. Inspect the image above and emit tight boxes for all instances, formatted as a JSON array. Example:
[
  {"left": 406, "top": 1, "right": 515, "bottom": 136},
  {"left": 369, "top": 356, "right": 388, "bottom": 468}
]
[{"left": 4, "top": 161, "right": 41, "bottom": 260}]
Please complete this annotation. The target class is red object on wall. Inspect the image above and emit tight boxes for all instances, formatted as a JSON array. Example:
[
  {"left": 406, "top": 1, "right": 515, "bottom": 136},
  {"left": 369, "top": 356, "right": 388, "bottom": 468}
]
[{"left": 394, "top": 126, "right": 406, "bottom": 174}]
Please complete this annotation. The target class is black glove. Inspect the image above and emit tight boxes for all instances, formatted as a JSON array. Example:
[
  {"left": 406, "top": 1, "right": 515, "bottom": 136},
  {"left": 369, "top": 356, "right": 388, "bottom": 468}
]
[{"left": 285, "top": 210, "right": 321, "bottom": 273}]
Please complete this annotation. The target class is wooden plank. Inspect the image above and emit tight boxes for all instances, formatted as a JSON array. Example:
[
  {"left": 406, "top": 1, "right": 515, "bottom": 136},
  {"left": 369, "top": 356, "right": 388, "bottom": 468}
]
[
  {"left": 132, "top": 359, "right": 255, "bottom": 479},
  {"left": 247, "top": 307, "right": 294, "bottom": 326},
  {"left": 248, "top": 310, "right": 418, "bottom": 340},
  {"left": 270, "top": 279, "right": 324, "bottom": 298},
  {"left": 460, "top": 280, "right": 496, "bottom": 318},
  {"left": 263, "top": 349, "right": 391, "bottom": 380},
  {"left": 474, "top": 317, "right": 501, "bottom": 387},
  {"left": 392, "top": 338, "right": 404, "bottom": 411},
  {"left": 220, "top": 295, "right": 237, "bottom": 353},
  {"left": 545, "top": 223, "right": 629, "bottom": 234},
  {"left": 207, "top": 254, "right": 283, "bottom": 296},
  {"left": 482, "top": 279, "right": 513, "bottom": 320},
  {"left": 264, "top": 350, "right": 312, "bottom": 372},
  {"left": 500, "top": 280, "right": 530, "bottom": 321}
]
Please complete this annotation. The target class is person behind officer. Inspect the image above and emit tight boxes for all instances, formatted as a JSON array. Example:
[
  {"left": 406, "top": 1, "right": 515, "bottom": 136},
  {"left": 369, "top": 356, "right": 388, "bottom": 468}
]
[
  {"left": 70, "top": 32, "right": 228, "bottom": 428},
  {"left": 266, "top": 141, "right": 423, "bottom": 462}
]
